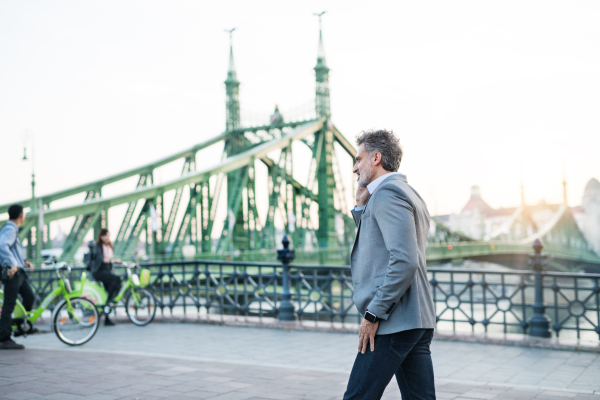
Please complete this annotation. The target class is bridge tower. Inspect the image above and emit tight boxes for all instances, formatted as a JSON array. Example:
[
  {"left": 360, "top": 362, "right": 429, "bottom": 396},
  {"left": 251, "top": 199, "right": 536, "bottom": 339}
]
[
  {"left": 225, "top": 28, "right": 241, "bottom": 133},
  {"left": 221, "top": 28, "right": 257, "bottom": 253},
  {"left": 314, "top": 12, "right": 338, "bottom": 248}
]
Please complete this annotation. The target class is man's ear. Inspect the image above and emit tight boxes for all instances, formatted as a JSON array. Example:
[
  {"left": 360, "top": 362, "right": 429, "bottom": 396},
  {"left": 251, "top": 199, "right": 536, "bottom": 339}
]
[{"left": 372, "top": 151, "right": 382, "bottom": 166}]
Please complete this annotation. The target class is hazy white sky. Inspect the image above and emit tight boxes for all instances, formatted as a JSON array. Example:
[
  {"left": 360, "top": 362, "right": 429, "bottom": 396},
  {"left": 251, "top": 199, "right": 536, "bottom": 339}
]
[{"left": 1, "top": 0, "right": 599, "bottom": 220}]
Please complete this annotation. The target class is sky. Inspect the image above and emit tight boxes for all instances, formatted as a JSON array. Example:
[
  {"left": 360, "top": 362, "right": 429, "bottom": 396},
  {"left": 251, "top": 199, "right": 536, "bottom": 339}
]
[{"left": 1, "top": 0, "right": 599, "bottom": 231}]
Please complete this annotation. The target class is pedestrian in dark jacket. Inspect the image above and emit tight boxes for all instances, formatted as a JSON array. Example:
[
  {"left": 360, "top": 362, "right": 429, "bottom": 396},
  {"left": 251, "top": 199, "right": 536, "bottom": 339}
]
[{"left": 89, "top": 229, "right": 121, "bottom": 326}]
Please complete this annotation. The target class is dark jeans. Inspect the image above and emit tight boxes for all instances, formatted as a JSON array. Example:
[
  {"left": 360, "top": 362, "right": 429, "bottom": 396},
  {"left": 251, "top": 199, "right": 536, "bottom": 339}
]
[
  {"left": 343, "top": 328, "right": 436, "bottom": 400},
  {"left": 93, "top": 271, "right": 121, "bottom": 304},
  {"left": 0, "top": 269, "right": 35, "bottom": 342}
]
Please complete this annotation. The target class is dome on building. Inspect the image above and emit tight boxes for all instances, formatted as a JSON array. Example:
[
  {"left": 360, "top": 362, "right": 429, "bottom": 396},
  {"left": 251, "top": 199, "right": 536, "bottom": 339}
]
[
  {"left": 584, "top": 178, "right": 600, "bottom": 194},
  {"left": 461, "top": 185, "right": 494, "bottom": 217}
]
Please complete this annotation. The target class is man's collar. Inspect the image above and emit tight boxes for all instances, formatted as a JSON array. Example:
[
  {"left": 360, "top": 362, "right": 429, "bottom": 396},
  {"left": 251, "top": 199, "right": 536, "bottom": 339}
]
[
  {"left": 6, "top": 221, "right": 17, "bottom": 228},
  {"left": 366, "top": 172, "right": 406, "bottom": 194}
]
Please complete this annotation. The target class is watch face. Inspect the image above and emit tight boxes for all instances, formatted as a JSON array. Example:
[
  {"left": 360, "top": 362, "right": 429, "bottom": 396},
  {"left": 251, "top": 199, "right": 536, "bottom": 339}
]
[{"left": 365, "top": 311, "right": 377, "bottom": 323}]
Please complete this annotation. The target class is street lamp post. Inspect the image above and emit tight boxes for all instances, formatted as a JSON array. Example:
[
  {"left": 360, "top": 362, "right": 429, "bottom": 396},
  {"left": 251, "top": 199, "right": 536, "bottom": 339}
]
[
  {"left": 277, "top": 235, "right": 296, "bottom": 321},
  {"left": 528, "top": 238, "right": 551, "bottom": 338},
  {"left": 21, "top": 130, "right": 36, "bottom": 212},
  {"left": 22, "top": 129, "right": 43, "bottom": 262}
]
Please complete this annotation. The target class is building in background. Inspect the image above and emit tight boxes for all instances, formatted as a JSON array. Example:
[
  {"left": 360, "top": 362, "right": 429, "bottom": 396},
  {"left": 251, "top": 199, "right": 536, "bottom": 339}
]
[
  {"left": 438, "top": 179, "right": 600, "bottom": 255},
  {"left": 438, "top": 185, "right": 516, "bottom": 240}
]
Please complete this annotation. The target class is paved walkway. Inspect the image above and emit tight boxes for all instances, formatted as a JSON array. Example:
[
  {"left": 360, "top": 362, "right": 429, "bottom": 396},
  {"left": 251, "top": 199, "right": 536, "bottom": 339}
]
[{"left": 0, "top": 322, "right": 598, "bottom": 399}]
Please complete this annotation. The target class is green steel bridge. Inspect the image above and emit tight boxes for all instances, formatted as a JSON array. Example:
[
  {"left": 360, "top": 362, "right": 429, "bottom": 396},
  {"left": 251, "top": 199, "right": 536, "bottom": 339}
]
[{"left": 1, "top": 18, "right": 599, "bottom": 273}]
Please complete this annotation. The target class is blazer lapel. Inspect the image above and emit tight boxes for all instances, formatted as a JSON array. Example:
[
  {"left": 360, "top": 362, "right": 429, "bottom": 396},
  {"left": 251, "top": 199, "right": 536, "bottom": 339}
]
[{"left": 351, "top": 194, "right": 373, "bottom": 255}]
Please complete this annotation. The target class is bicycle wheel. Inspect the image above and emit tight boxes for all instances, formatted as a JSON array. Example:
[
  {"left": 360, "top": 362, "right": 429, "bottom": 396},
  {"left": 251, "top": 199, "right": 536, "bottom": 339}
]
[
  {"left": 52, "top": 297, "right": 100, "bottom": 346},
  {"left": 125, "top": 287, "right": 156, "bottom": 326}
]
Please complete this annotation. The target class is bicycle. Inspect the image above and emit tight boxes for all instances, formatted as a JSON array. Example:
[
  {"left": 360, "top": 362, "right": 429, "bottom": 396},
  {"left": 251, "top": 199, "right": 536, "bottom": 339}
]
[
  {"left": 77, "top": 262, "right": 156, "bottom": 326},
  {"left": 0, "top": 262, "right": 100, "bottom": 346}
]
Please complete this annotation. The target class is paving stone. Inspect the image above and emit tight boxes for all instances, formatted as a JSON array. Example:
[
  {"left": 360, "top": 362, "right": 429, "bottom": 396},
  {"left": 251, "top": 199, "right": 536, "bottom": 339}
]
[
  {"left": 26, "top": 386, "right": 66, "bottom": 395},
  {"left": 541, "top": 392, "right": 579, "bottom": 398},
  {"left": 43, "top": 393, "right": 86, "bottom": 400},
  {"left": 460, "top": 389, "right": 501, "bottom": 399},
  {"left": 103, "top": 386, "right": 146, "bottom": 397},
  {"left": 81, "top": 395, "right": 119, "bottom": 400},
  {"left": 3, "top": 392, "right": 43, "bottom": 400},
  {"left": 495, "top": 389, "right": 542, "bottom": 400},
  {"left": 140, "top": 389, "right": 183, "bottom": 398},
  {"left": 221, "top": 382, "right": 254, "bottom": 389},
  {"left": 169, "top": 390, "right": 218, "bottom": 398},
  {"left": 209, "top": 392, "right": 261, "bottom": 400},
  {"left": 162, "top": 383, "right": 199, "bottom": 393}
]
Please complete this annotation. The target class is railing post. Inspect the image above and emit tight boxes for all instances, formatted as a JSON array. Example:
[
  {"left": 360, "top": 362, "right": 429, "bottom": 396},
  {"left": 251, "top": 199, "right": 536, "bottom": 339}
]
[
  {"left": 528, "top": 238, "right": 551, "bottom": 338},
  {"left": 277, "top": 235, "right": 296, "bottom": 321}
]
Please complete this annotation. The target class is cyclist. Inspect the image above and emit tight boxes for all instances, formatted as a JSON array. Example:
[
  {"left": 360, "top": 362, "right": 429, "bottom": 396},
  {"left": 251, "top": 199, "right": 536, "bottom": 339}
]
[
  {"left": 0, "top": 204, "right": 38, "bottom": 350},
  {"left": 88, "top": 229, "right": 121, "bottom": 326}
]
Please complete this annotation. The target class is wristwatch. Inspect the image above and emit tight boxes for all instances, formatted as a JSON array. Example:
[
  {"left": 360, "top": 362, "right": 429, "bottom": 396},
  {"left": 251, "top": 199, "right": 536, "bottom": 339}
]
[{"left": 364, "top": 310, "right": 378, "bottom": 323}]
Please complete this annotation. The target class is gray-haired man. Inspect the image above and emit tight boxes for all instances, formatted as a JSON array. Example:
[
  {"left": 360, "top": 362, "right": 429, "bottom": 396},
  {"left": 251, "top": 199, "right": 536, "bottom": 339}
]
[{"left": 343, "top": 129, "right": 436, "bottom": 400}]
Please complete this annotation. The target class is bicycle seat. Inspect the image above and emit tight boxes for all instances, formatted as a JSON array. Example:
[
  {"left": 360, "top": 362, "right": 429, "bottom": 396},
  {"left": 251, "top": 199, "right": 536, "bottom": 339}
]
[{"left": 54, "top": 262, "right": 70, "bottom": 271}]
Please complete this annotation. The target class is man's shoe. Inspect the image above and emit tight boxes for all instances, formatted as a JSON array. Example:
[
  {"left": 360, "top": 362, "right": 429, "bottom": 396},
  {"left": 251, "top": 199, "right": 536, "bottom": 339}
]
[
  {"left": 0, "top": 339, "right": 25, "bottom": 350},
  {"left": 104, "top": 318, "right": 116, "bottom": 326}
]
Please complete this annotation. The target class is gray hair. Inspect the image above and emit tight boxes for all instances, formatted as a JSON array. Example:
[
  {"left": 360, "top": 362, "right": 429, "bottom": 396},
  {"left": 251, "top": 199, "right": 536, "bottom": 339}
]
[{"left": 355, "top": 129, "right": 403, "bottom": 172}]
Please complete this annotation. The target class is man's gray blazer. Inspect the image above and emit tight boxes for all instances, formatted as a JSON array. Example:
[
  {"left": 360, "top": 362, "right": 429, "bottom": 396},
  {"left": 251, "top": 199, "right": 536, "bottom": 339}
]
[{"left": 350, "top": 173, "right": 435, "bottom": 335}]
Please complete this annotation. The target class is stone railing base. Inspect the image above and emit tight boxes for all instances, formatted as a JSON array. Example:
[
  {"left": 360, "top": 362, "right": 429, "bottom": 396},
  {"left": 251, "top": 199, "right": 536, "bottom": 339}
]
[{"left": 433, "top": 330, "right": 600, "bottom": 353}]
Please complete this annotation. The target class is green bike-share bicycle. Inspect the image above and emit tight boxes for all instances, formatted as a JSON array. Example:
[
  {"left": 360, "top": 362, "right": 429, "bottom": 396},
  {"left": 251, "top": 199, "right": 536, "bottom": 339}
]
[
  {"left": 0, "top": 262, "right": 100, "bottom": 346},
  {"left": 77, "top": 262, "right": 156, "bottom": 326}
]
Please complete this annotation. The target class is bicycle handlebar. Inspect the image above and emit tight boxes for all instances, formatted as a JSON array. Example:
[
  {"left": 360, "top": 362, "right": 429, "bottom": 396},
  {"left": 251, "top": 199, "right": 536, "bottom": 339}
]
[{"left": 113, "top": 262, "right": 137, "bottom": 269}]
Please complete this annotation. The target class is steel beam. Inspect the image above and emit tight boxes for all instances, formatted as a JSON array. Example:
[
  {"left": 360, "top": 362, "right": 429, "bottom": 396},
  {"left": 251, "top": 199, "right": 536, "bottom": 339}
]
[
  {"left": 114, "top": 174, "right": 151, "bottom": 252},
  {"left": 0, "top": 133, "right": 231, "bottom": 214},
  {"left": 0, "top": 120, "right": 325, "bottom": 225}
]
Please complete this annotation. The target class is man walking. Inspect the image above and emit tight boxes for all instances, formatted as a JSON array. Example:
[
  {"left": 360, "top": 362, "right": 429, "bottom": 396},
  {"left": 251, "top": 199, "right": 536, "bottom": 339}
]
[
  {"left": 343, "top": 130, "right": 436, "bottom": 400},
  {"left": 0, "top": 204, "right": 37, "bottom": 350}
]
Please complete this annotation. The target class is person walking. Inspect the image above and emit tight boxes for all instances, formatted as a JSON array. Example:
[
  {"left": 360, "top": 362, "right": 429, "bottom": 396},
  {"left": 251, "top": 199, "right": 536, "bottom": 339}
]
[
  {"left": 0, "top": 204, "right": 38, "bottom": 350},
  {"left": 88, "top": 229, "right": 121, "bottom": 326},
  {"left": 343, "top": 129, "right": 436, "bottom": 400}
]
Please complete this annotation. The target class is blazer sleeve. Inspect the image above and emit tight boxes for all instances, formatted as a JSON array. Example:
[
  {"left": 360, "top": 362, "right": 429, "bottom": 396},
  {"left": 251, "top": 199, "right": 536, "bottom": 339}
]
[
  {"left": 366, "top": 186, "right": 419, "bottom": 321},
  {"left": 0, "top": 225, "right": 18, "bottom": 267}
]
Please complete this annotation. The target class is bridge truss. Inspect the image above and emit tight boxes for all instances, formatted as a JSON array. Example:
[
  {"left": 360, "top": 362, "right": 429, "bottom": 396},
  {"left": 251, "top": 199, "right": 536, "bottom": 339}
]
[{"left": 0, "top": 20, "right": 362, "bottom": 263}]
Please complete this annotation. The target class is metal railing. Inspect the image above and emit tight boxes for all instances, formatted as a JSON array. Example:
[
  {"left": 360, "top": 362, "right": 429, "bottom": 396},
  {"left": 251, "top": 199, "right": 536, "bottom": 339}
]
[
  {"left": 429, "top": 268, "right": 600, "bottom": 339},
  {"left": 21, "top": 237, "right": 600, "bottom": 341}
]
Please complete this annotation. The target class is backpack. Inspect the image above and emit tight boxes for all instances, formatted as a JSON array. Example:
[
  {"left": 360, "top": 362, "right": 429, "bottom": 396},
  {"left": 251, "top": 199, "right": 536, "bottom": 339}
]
[{"left": 84, "top": 241, "right": 95, "bottom": 271}]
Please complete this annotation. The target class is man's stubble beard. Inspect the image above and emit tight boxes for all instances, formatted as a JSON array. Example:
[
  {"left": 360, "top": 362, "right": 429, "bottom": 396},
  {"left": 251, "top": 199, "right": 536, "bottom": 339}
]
[{"left": 357, "top": 168, "right": 372, "bottom": 189}]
